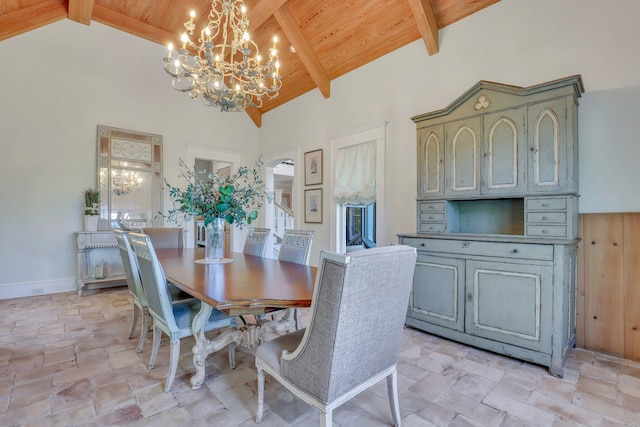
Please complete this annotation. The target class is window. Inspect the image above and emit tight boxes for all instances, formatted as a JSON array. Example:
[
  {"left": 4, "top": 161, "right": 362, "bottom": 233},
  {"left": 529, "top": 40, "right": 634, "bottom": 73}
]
[
  {"left": 330, "top": 123, "right": 386, "bottom": 253},
  {"left": 345, "top": 204, "right": 376, "bottom": 251}
]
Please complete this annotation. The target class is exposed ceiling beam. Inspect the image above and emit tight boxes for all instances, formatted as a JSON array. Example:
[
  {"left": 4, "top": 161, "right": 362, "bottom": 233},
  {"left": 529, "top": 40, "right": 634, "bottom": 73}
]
[
  {"left": 245, "top": 106, "right": 262, "bottom": 127},
  {"left": 92, "top": 4, "right": 176, "bottom": 46},
  {"left": 406, "top": 0, "right": 439, "bottom": 55},
  {"left": 247, "top": 0, "right": 288, "bottom": 29},
  {"left": 274, "top": 5, "right": 330, "bottom": 99},
  {"left": 0, "top": 0, "right": 66, "bottom": 42},
  {"left": 68, "top": 0, "right": 94, "bottom": 26}
]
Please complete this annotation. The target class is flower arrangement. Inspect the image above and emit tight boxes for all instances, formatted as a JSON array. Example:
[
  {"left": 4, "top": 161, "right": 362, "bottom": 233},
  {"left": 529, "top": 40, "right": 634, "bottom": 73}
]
[
  {"left": 83, "top": 188, "right": 100, "bottom": 216},
  {"left": 164, "top": 158, "right": 268, "bottom": 228}
]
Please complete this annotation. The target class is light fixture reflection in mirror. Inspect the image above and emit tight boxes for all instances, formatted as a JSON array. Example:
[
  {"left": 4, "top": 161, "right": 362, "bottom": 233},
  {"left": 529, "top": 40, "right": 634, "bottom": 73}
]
[{"left": 105, "top": 168, "right": 144, "bottom": 196}]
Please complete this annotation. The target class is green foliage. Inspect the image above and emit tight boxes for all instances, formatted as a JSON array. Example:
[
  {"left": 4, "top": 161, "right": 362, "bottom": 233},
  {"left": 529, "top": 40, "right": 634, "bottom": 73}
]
[
  {"left": 83, "top": 188, "right": 100, "bottom": 216},
  {"left": 164, "top": 158, "right": 269, "bottom": 228}
]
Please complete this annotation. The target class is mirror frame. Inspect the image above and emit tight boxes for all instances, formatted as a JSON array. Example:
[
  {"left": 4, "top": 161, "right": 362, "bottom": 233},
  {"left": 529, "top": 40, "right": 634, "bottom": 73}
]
[{"left": 96, "top": 125, "right": 163, "bottom": 230}]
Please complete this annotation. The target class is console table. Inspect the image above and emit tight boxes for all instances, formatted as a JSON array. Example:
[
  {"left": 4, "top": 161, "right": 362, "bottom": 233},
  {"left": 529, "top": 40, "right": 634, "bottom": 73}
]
[{"left": 76, "top": 231, "right": 126, "bottom": 296}]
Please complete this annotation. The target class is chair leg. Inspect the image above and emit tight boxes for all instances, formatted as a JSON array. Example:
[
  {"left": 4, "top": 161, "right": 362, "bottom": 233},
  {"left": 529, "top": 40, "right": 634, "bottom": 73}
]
[
  {"left": 294, "top": 308, "right": 302, "bottom": 330},
  {"left": 228, "top": 342, "right": 236, "bottom": 369},
  {"left": 148, "top": 324, "right": 161, "bottom": 370},
  {"left": 136, "top": 310, "right": 150, "bottom": 354},
  {"left": 164, "top": 339, "right": 180, "bottom": 392},
  {"left": 128, "top": 303, "right": 139, "bottom": 339},
  {"left": 256, "top": 364, "right": 265, "bottom": 423},
  {"left": 387, "top": 369, "right": 401, "bottom": 427},
  {"left": 319, "top": 409, "right": 332, "bottom": 427}
]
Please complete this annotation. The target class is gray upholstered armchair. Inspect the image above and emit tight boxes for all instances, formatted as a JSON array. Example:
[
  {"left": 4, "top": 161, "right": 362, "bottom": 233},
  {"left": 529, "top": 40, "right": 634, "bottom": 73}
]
[{"left": 255, "top": 245, "right": 417, "bottom": 426}]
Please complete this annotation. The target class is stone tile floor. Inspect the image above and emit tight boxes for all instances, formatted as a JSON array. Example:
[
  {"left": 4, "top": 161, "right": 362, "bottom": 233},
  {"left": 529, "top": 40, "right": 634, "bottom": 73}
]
[{"left": 1, "top": 288, "right": 639, "bottom": 426}]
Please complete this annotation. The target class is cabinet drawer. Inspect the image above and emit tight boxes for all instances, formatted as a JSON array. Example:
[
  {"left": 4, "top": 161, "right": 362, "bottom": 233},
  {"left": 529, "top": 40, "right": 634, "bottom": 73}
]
[
  {"left": 526, "top": 212, "right": 567, "bottom": 224},
  {"left": 419, "top": 201, "right": 445, "bottom": 212},
  {"left": 401, "top": 238, "right": 554, "bottom": 261},
  {"left": 526, "top": 197, "right": 567, "bottom": 210},
  {"left": 420, "top": 212, "right": 445, "bottom": 222},
  {"left": 526, "top": 225, "right": 567, "bottom": 238},
  {"left": 418, "top": 223, "right": 446, "bottom": 233}
]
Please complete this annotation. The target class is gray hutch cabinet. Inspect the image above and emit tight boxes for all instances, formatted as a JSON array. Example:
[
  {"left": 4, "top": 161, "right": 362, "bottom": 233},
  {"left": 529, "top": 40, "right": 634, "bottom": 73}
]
[{"left": 399, "top": 76, "right": 584, "bottom": 377}]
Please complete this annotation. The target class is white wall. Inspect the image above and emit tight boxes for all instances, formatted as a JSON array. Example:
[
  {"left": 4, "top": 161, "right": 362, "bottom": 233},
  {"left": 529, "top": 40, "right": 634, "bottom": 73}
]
[
  {"left": 259, "top": 0, "right": 640, "bottom": 265},
  {"left": 0, "top": 20, "right": 259, "bottom": 297}
]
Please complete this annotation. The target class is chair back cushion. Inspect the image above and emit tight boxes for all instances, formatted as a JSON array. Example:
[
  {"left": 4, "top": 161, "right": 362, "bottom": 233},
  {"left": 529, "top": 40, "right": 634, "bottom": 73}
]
[
  {"left": 243, "top": 228, "right": 270, "bottom": 257},
  {"left": 129, "top": 232, "right": 179, "bottom": 334},
  {"left": 142, "top": 227, "right": 184, "bottom": 249},
  {"left": 278, "top": 230, "right": 315, "bottom": 264},
  {"left": 114, "top": 230, "right": 147, "bottom": 306},
  {"left": 281, "top": 245, "right": 417, "bottom": 403}
]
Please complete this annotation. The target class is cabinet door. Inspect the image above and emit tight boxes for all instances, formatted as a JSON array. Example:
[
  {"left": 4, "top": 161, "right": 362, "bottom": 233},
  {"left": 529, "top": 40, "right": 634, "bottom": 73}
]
[
  {"left": 464, "top": 260, "right": 552, "bottom": 352},
  {"left": 409, "top": 254, "right": 465, "bottom": 331},
  {"left": 482, "top": 107, "right": 526, "bottom": 195},
  {"left": 417, "top": 125, "right": 445, "bottom": 198},
  {"left": 445, "top": 117, "right": 482, "bottom": 197},
  {"left": 527, "top": 98, "right": 568, "bottom": 193}
]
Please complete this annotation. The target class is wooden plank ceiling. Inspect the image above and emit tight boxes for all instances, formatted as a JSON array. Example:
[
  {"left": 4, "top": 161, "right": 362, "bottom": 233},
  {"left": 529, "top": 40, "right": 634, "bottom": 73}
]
[{"left": 0, "top": 0, "right": 500, "bottom": 126}]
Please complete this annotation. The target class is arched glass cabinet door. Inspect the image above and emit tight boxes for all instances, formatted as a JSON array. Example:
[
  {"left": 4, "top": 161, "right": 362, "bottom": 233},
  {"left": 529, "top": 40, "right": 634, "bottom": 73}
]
[{"left": 96, "top": 125, "right": 163, "bottom": 230}]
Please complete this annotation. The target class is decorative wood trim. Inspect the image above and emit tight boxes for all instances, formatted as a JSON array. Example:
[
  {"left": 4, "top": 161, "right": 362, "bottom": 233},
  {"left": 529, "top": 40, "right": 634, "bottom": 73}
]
[
  {"left": 245, "top": 106, "right": 262, "bottom": 128},
  {"left": 68, "top": 0, "right": 94, "bottom": 26},
  {"left": 451, "top": 126, "right": 477, "bottom": 192},
  {"left": 425, "top": 132, "right": 440, "bottom": 193},
  {"left": 412, "top": 261, "right": 458, "bottom": 321},
  {"left": 247, "top": 0, "right": 288, "bottom": 28},
  {"left": 406, "top": 0, "right": 439, "bottom": 55},
  {"left": 534, "top": 108, "right": 560, "bottom": 187},
  {"left": 92, "top": 4, "right": 176, "bottom": 46},
  {"left": 274, "top": 4, "right": 330, "bottom": 99},
  {"left": 0, "top": 0, "right": 66, "bottom": 42},
  {"left": 488, "top": 117, "right": 518, "bottom": 189}
]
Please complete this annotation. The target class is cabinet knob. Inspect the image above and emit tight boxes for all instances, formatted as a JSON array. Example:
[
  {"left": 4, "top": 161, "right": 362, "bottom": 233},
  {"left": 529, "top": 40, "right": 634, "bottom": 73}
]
[
  {"left": 542, "top": 203, "right": 549, "bottom": 207},
  {"left": 467, "top": 294, "right": 473, "bottom": 302},
  {"left": 462, "top": 242, "right": 470, "bottom": 248},
  {"left": 512, "top": 248, "right": 519, "bottom": 254},
  {"left": 428, "top": 216, "right": 434, "bottom": 220},
  {"left": 542, "top": 229, "right": 548, "bottom": 234},
  {"left": 420, "top": 243, "right": 425, "bottom": 247},
  {"left": 542, "top": 216, "right": 548, "bottom": 221}
]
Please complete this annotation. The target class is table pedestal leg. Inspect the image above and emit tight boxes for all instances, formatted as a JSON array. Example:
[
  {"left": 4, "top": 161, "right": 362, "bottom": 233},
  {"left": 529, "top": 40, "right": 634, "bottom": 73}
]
[{"left": 190, "top": 304, "right": 298, "bottom": 390}]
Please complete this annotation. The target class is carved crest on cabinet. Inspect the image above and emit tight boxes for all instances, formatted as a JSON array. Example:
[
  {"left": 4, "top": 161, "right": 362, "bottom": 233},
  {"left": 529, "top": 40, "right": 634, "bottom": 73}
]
[{"left": 474, "top": 95, "right": 491, "bottom": 111}]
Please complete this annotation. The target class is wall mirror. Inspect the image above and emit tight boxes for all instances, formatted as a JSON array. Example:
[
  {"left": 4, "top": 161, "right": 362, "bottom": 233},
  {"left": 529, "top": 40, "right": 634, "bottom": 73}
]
[{"left": 96, "top": 125, "right": 163, "bottom": 230}]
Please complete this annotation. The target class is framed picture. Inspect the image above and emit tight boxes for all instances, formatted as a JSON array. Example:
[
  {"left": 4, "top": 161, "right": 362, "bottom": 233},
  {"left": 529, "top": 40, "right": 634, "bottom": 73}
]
[
  {"left": 304, "top": 189, "right": 322, "bottom": 223},
  {"left": 304, "top": 149, "right": 323, "bottom": 186}
]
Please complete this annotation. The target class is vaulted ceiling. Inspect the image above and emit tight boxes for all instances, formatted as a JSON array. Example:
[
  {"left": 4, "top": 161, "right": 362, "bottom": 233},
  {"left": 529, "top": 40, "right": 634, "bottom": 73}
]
[{"left": 0, "top": 0, "right": 500, "bottom": 126}]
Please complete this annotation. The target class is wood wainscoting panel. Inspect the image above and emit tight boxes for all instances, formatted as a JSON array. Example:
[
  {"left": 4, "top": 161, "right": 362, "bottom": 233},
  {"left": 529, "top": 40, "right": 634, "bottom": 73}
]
[
  {"left": 623, "top": 213, "right": 640, "bottom": 360},
  {"left": 576, "top": 216, "right": 585, "bottom": 348},
  {"left": 581, "top": 213, "right": 625, "bottom": 356}
]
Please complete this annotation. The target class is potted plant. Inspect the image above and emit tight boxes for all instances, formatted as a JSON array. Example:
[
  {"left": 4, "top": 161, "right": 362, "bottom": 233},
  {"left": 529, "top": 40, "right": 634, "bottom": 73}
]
[
  {"left": 83, "top": 188, "right": 100, "bottom": 232},
  {"left": 164, "top": 158, "right": 268, "bottom": 263}
]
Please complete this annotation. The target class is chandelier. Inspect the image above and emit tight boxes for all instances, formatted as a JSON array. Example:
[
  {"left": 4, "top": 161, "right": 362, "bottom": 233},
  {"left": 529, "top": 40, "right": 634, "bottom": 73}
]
[
  {"left": 111, "top": 170, "right": 143, "bottom": 196},
  {"left": 163, "top": 0, "right": 282, "bottom": 112}
]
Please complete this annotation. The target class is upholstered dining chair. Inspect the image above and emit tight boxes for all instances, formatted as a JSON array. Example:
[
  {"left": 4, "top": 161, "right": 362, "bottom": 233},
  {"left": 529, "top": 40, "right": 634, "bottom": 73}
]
[
  {"left": 243, "top": 227, "right": 271, "bottom": 257},
  {"left": 255, "top": 245, "right": 417, "bottom": 426},
  {"left": 115, "top": 230, "right": 196, "bottom": 353},
  {"left": 142, "top": 227, "right": 184, "bottom": 249},
  {"left": 128, "top": 232, "right": 237, "bottom": 392},
  {"left": 114, "top": 229, "right": 150, "bottom": 353},
  {"left": 274, "top": 229, "right": 315, "bottom": 330},
  {"left": 278, "top": 229, "right": 315, "bottom": 264}
]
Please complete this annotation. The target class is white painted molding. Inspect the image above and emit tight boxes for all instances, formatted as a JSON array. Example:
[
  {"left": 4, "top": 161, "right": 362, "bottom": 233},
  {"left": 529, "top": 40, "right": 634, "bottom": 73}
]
[{"left": 0, "top": 277, "right": 76, "bottom": 300}]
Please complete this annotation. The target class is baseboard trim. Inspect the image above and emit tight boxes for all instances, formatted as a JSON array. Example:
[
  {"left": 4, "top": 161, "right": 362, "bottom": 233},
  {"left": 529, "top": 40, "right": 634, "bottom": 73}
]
[{"left": 0, "top": 277, "right": 76, "bottom": 299}]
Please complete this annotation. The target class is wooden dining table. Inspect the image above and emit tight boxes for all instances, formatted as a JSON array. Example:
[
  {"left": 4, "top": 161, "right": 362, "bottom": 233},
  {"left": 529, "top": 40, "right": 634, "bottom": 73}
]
[{"left": 155, "top": 248, "right": 317, "bottom": 389}]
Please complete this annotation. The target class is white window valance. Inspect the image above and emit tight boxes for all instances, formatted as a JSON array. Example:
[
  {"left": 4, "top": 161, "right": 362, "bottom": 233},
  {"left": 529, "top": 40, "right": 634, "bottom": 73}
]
[{"left": 334, "top": 140, "right": 376, "bottom": 206}]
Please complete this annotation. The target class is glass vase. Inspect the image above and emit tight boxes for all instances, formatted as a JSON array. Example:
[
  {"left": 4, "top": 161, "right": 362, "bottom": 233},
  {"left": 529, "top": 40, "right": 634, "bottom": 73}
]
[{"left": 205, "top": 217, "right": 225, "bottom": 263}]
